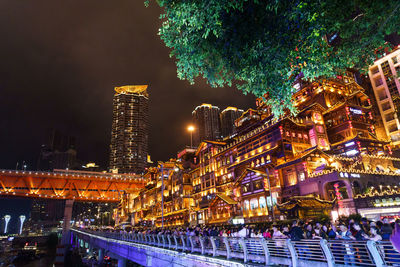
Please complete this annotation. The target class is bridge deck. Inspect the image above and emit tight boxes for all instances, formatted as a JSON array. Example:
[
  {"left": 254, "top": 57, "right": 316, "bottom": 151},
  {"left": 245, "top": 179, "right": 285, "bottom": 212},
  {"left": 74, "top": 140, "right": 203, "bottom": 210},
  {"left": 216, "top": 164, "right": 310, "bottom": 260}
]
[
  {"left": 72, "top": 228, "right": 396, "bottom": 267},
  {"left": 0, "top": 170, "right": 145, "bottom": 202}
]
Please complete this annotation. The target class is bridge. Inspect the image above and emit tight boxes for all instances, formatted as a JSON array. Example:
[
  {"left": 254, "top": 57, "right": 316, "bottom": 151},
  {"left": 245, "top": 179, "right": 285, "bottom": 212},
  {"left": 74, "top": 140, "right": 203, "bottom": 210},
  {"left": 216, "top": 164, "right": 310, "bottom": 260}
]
[
  {"left": 0, "top": 169, "right": 145, "bottom": 202},
  {"left": 71, "top": 228, "right": 399, "bottom": 267}
]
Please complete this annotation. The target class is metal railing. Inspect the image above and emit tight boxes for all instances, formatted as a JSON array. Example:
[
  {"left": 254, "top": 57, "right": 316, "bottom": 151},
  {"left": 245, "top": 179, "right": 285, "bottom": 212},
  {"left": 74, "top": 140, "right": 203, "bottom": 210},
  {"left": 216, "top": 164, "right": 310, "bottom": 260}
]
[{"left": 73, "top": 229, "right": 400, "bottom": 267}]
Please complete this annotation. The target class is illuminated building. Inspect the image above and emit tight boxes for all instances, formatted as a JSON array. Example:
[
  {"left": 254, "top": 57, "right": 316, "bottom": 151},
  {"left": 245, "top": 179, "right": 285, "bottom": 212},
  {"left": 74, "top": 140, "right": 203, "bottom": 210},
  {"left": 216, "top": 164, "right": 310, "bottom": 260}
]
[
  {"left": 192, "top": 104, "right": 221, "bottom": 145},
  {"left": 119, "top": 76, "right": 400, "bottom": 224},
  {"left": 220, "top": 107, "right": 243, "bottom": 137},
  {"left": 109, "top": 85, "right": 149, "bottom": 174},
  {"left": 117, "top": 157, "right": 195, "bottom": 227},
  {"left": 81, "top": 162, "right": 102, "bottom": 172},
  {"left": 369, "top": 48, "right": 400, "bottom": 144},
  {"left": 191, "top": 75, "right": 399, "bottom": 222}
]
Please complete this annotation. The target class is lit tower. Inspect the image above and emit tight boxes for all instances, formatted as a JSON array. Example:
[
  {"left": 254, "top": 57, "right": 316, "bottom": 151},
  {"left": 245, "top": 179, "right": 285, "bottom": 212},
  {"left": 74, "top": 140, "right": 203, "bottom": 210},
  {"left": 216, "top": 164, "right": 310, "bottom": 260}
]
[
  {"left": 109, "top": 85, "right": 149, "bottom": 174},
  {"left": 3, "top": 215, "right": 10, "bottom": 234},
  {"left": 192, "top": 104, "right": 221, "bottom": 145},
  {"left": 220, "top": 106, "right": 244, "bottom": 137},
  {"left": 19, "top": 215, "right": 26, "bottom": 235},
  {"left": 368, "top": 48, "right": 400, "bottom": 144}
]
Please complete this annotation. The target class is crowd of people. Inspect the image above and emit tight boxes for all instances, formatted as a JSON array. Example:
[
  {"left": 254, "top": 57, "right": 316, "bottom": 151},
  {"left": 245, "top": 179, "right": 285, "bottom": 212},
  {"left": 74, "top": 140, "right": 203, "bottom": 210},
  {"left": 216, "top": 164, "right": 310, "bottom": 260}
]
[
  {"left": 85, "top": 217, "right": 400, "bottom": 266},
  {"left": 124, "top": 217, "right": 396, "bottom": 242}
]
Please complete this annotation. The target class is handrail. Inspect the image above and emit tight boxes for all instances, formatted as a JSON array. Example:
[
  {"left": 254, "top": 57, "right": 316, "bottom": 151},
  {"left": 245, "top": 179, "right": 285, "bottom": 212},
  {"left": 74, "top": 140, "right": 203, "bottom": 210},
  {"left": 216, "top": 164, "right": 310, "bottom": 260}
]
[{"left": 71, "top": 228, "right": 400, "bottom": 267}]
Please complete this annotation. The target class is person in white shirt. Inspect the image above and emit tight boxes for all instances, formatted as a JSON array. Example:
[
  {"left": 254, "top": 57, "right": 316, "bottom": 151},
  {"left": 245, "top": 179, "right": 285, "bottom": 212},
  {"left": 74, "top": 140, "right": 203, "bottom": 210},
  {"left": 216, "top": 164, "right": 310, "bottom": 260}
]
[
  {"left": 272, "top": 226, "right": 286, "bottom": 239},
  {"left": 363, "top": 226, "right": 382, "bottom": 242},
  {"left": 237, "top": 226, "right": 248, "bottom": 237}
]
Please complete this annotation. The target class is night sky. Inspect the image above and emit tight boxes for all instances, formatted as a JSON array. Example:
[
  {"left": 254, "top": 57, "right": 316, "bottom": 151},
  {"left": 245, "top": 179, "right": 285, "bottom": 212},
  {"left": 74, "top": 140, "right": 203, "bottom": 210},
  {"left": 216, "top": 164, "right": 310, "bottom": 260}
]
[{"left": 0, "top": 0, "right": 255, "bottom": 170}]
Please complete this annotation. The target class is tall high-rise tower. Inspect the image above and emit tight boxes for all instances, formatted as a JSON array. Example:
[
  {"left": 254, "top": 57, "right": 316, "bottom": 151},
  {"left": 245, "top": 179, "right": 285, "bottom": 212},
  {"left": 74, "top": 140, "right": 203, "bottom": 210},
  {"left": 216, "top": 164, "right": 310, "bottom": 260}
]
[
  {"left": 192, "top": 103, "right": 221, "bottom": 145},
  {"left": 109, "top": 85, "right": 149, "bottom": 174},
  {"left": 220, "top": 107, "right": 244, "bottom": 137},
  {"left": 368, "top": 48, "right": 400, "bottom": 144}
]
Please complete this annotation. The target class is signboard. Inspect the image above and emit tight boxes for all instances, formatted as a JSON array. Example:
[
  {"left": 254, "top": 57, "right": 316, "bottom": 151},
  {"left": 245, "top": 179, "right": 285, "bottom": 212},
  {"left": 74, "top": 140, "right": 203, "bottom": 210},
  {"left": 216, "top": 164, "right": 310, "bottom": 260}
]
[{"left": 309, "top": 128, "right": 317, "bottom": 147}]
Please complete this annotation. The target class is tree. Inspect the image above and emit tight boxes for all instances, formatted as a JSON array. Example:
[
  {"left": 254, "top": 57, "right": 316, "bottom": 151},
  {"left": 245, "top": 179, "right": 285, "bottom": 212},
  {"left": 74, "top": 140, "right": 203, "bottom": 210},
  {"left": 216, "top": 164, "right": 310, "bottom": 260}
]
[{"left": 148, "top": 0, "right": 400, "bottom": 115}]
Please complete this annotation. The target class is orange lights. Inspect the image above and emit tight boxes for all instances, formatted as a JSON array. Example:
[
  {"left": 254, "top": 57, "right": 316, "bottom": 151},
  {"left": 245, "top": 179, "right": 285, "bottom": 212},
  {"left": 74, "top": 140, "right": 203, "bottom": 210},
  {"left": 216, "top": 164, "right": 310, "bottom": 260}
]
[{"left": 0, "top": 170, "right": 145, "bottom": 202}]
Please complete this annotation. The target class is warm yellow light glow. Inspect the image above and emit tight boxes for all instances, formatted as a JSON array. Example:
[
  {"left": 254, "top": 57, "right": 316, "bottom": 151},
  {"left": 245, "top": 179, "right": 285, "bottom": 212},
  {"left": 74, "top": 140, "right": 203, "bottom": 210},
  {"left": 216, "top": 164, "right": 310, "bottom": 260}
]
[
  {"left": 115, "top": 85, "right": 148, "bottom": 96},
  {"left": 188, "top": 125, "right": 195, "bottom": 132}
]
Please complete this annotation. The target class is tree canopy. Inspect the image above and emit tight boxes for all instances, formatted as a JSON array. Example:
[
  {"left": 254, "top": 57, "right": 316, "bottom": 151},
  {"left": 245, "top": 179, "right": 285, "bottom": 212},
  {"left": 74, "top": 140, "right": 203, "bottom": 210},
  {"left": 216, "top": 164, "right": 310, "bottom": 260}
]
[{"left": 148, "top": 0, "right": 400, "bottom": 115}]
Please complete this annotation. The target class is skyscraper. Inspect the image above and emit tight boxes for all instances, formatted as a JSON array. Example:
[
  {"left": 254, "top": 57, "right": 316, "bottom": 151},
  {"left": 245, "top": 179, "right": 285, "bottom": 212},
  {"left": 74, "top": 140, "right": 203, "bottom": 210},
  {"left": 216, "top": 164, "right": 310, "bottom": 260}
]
[
  {"left": 37, "top": 129, "right": 78, "bottom": 171},
  {"left": 368, "top": 48, "right": 400, "bottom": 144},
  {"left": 192, "top": 104, "right": 221, "bottom": 145},
  {"left": 220, "top": 106, "right": 244, "bottom": 137},
  {"left": 109, "top": 85, "right": 149, "bottom": 174}
]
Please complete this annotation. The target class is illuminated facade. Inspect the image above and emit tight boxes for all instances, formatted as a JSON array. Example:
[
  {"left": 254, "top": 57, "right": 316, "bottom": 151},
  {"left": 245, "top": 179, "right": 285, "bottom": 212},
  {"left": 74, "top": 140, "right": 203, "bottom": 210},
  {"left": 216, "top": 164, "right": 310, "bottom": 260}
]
[
  {"left": 190, "top": 75, "right": 398, "bottom": 222},
  {"left": 109, "top": 85, "right": 149, "bottom": 174},
  {"left": 117, "top": 75, "right": 400, "bottom": 225},
  {"left": 368, "top": 48, "right": 400, "bottom": 144},
  {"left": 119, "top": 154, "right": 195, "bottom": 227}
]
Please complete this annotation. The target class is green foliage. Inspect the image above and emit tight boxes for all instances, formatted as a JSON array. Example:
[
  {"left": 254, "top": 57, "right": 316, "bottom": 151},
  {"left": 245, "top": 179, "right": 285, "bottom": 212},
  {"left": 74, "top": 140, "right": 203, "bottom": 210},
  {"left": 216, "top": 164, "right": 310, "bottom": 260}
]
[
  {"left": 348, "top": 213, "right": 363, "bottom": 223},
  {"left": 148, "top": 0, "right": 400, "bottom": 115},
  {"left": 317, "top": 213, "right": 331, "bottom": 224}
]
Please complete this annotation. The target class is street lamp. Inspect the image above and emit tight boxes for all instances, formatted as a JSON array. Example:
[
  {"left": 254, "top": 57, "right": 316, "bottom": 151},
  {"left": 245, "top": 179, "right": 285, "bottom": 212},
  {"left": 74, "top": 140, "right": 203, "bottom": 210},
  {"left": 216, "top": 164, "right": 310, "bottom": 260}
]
[
  {"left": 4, "top": 215, "right": 11, "bottom": 234},
  {"left": 187, "top": 125, "right": 195, "bottom": 148},
  {"left": 158, "top": 163, "right": 165, "bottom": 229},
  {"left": 19, "top": 215, "right": 26, "bottom": 235}
]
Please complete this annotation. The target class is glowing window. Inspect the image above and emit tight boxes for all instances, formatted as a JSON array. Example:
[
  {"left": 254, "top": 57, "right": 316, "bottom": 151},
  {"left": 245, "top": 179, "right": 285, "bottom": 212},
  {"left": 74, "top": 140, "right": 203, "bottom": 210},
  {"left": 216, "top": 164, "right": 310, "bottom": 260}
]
[
  {"left": 250, "top": 198, "right": 259, "bottom": 210},
  {"left": 259, "top": 197, "right": 267, "bottom": 209}
]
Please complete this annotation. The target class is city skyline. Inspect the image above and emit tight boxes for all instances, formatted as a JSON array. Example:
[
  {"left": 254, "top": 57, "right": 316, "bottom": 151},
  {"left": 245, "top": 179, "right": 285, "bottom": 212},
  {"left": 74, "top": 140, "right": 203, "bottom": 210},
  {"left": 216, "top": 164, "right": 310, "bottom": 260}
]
[{"left": 0, "top": 0, "right": 255, "bottom": 170}]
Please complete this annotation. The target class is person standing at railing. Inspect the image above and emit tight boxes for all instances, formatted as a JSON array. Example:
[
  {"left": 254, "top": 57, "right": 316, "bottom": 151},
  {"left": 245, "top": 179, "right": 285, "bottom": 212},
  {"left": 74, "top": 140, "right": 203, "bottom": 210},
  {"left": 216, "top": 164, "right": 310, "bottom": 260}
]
[
  {"left": 282, "top": 225, "right": 290, "bottom": 238},
  {"left": 338, "top": 223, "right": 356, "bottom": 266},
  {"left": 363, "top": 226, "right": 382, "bottom": 242},
  {"left": 237, "top": 226, "right": 248, "bottom": 238},
  {"left": 327, "top": 224, "right": 338, "bottom": 239},
  {"left": 272, "top": 226, "right": 286, "bottom": 239},
  {"left": 312, "top": 227, "right": 327, "bottom": 239},
  {"left": 263, "top": 229, "right": 272, "bottom": 239},
  {"left": 381, "top": 220, "right": 393, "bottom": 240},
  {"left": 353, "top": 223, "right": 366, "bottom": 241},
  {"left": 305, "top": 224, "right": 313, "bottom": 239},
  {"left": 289, "top": 220, "right": 305, "bottom": 241},
  {"left": 353, "top": 223, "right": 370, "bottom": 265}
]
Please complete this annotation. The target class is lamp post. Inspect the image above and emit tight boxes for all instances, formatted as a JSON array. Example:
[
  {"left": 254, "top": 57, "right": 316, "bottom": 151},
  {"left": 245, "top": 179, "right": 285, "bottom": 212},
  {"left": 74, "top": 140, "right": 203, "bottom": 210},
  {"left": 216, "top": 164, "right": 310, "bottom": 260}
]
[
  {"left": 4, "top": 215, "right": 11, "bottom": 234},
  {"left": 187, "top": 125, "right": 195, "bottom": 148},
  {"left": 19, "top": 215, "right": 26, "bottom": 235},
  {"left": 158, "top": 163, "right": 165, "bottom": 229}
]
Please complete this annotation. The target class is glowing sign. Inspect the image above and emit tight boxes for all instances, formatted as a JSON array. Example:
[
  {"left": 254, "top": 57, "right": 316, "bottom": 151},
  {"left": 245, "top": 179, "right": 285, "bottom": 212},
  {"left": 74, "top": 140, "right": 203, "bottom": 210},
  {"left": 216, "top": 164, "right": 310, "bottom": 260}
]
[
  {"left": 345, "top": 141, "right": 355, "bottom": 147},
  {"left": 309, "top": 128, "right": 317, "bottom": 147},
  {"left": 349, "top": 108, "right": 362, "bottom": 115},
  {"left": 346, "top": 149, "right": 359, "bottom": 156}
]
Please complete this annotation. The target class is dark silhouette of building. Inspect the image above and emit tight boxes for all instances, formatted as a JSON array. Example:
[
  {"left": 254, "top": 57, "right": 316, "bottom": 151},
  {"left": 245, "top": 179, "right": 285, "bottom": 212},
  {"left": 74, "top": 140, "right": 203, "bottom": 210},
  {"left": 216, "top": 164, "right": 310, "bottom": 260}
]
[
  {"left": 192, "top": 103, "right": 221, "bottom": 145},
  {"left": 29, "top": 199, "right": 65, "bottom": 224},
  {"left": 109, "top": 85, "right": 149, "bottom": 174},
  {"left": 220, "top": 107, "right": 243, "bottom": 137},
  {"left": 37, "top": 129, "right": 78, "bottom": 171}
]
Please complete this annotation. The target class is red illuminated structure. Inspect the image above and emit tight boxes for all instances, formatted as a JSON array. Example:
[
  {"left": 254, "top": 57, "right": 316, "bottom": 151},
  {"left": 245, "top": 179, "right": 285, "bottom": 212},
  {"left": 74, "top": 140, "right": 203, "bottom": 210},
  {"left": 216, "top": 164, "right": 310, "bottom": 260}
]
[{"left": 0, "top": 169, "right": 145, "bottom": 202}]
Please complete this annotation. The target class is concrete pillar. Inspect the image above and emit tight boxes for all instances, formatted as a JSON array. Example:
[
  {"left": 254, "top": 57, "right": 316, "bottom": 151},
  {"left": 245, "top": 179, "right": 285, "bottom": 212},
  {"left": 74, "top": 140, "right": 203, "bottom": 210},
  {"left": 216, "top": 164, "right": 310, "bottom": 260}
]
[
  {"left": 98, "top": 249, "right": 104, "bottom": 263},
  {"left": 118, "top": 258, "right": 127, "bottom": 267},
  {"left": 62, "top": 199, "right": 74, "bottom": 244}
]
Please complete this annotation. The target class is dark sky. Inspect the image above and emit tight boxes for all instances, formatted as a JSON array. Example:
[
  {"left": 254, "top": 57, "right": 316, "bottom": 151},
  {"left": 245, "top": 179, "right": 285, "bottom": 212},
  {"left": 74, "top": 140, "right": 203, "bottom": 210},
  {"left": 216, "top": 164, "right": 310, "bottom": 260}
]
[{"left": 0, "top": 0, "right": 255, "bottom": 169}]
